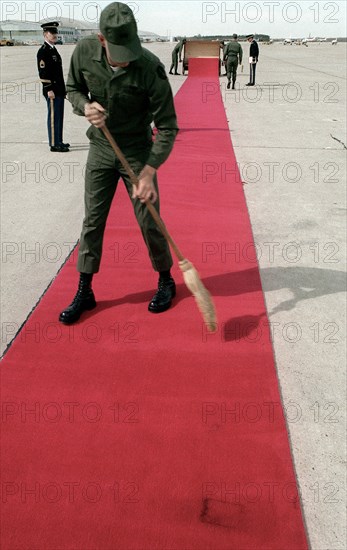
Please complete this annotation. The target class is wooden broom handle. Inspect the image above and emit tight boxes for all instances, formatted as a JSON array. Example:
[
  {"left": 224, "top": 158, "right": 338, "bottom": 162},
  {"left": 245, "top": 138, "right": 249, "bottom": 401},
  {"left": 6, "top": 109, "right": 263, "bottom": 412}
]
[{"left": 101, "top": 126, "right": 185, "bottom": 262}]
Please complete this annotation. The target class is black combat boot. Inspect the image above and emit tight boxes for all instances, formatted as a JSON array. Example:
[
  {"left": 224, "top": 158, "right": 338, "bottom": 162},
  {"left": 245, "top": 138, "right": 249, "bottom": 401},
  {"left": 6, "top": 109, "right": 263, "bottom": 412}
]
[
  {"left": 148, "top": 272, "right": 176, "bottom": 313},
  {"left": 59, "top": 273, "right": 96, "bottom": 324},
  {"left": 50, "top": 144, "right": 69, "bottom": 152}
]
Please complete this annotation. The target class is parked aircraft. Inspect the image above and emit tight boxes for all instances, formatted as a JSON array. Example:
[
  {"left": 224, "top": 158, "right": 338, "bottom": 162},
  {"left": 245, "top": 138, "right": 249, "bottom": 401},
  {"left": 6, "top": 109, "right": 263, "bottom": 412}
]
[{"left": 302, "top": 34, "right": 316, "bottom": 44}]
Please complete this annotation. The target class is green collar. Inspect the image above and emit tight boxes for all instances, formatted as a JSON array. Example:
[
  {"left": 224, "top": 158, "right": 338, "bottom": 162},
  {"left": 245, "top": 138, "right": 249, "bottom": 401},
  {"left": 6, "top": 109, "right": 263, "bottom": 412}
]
[
  {"left": 92, "top": 40, "right": 105, "bottom": 62},
  {"left": 92, "top": 41, "right": 131, "bottom": 77}
]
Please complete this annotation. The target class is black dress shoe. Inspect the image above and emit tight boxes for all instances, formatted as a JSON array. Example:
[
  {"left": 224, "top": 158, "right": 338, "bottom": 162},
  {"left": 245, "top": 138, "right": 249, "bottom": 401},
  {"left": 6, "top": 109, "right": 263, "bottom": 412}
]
[
  {"left": 59, "top": 274, "right": 96, "bottom": 324},
  {"left": 246, "top": 82, "right": 252, "bottom": 86},
  {"left": 148, "top": 277, "right": 176, "bottom": 313},
  {"left": 61, "top": 142, "right": 70, "bottom": 148},
  {"left": 227, "top": 81, "right": 231, "bottom": 89},
  {"left": 50, "top": 145, "right": 69, "bottom": 152},
  {"left": 174, "top": 72, "right": 180, "bottom": 75}
]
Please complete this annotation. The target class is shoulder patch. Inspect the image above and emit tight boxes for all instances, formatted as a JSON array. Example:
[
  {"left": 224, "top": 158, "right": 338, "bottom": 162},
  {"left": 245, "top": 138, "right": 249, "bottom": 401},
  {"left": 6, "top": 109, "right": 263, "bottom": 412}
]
[
  {"left": 40, "top": 60, "right": 45, "bottom": 68},
  {"left": 156, "top": 65, "right": 168, "bottom": 80}
]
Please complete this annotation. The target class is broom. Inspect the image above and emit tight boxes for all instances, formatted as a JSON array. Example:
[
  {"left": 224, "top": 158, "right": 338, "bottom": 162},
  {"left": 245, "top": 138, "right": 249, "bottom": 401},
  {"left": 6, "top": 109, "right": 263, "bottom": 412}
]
[{"left": 101, "top": 125, "right": 217, "bottom": 332}]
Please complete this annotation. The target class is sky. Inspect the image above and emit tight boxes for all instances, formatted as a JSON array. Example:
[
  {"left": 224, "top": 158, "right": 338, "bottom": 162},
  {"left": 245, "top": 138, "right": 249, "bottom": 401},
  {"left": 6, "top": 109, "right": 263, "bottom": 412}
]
[{"left": 1, "top": 0, "right": 346, "bottom": 38}]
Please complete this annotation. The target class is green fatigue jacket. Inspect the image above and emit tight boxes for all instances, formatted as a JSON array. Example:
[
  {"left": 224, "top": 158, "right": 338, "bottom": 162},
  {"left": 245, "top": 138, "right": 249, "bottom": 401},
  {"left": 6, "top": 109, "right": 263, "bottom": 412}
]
[
  {"left": 223, "top": 41, "right": 243, "bottom": 63},
  {"left": 66, "top": 35, "right": 179, "bottom": 169},
  {"left": 173, "top": 41, "right": 184, "bottom": 57}
]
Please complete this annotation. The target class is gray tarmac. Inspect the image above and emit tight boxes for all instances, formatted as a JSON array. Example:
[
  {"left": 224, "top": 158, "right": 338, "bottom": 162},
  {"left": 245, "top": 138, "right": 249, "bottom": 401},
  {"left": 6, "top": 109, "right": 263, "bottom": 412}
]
[{"left": 1, "top": 41, "right": 346, "bottom": 549}]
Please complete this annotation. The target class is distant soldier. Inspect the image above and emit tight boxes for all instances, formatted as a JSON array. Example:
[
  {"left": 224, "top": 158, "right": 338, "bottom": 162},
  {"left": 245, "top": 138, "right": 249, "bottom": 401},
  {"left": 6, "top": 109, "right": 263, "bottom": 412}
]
[
  {"left": 246, "top": 34, "right": 259, "bottom": 86},
  {"left": 37, "top": 21, "right": 69, "bottom": 152},
  {"left": 223, "top": 34, "right": 243, "bottom": 89},
  {"left": 169, "top": 38, "right": 186, "bottom": 75}
]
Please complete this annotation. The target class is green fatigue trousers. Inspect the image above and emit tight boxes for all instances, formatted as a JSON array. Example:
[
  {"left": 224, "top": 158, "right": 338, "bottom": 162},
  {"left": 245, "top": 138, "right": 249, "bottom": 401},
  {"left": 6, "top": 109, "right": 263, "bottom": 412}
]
[
  {"left": 170, "top": 51, "right": 179, "bottom": 73},
  {"left": 77, "top": 139, "right": 173, "bottom": 274},
  {"left": 226, "top": 58, "right": 239, "bottom": 82}
]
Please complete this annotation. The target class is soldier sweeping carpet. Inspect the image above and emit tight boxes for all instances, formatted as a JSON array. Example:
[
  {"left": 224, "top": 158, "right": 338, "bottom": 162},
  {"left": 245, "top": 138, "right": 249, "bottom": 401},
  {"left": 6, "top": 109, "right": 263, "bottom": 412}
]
[{"left": 59, "top": 2, "right": 179, "bottom": 324}]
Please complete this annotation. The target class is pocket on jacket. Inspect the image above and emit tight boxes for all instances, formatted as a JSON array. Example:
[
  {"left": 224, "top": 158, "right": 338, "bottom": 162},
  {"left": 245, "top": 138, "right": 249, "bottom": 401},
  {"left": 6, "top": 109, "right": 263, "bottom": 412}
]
[{"left": 118, "top": 85, "right": 148, "bottom": 113}]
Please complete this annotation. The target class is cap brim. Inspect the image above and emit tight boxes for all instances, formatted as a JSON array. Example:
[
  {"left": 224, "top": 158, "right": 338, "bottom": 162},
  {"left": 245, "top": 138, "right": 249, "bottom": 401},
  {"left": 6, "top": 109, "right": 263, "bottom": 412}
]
[{"left": 107, "top": 35, "right": 142, "bottom": 63}]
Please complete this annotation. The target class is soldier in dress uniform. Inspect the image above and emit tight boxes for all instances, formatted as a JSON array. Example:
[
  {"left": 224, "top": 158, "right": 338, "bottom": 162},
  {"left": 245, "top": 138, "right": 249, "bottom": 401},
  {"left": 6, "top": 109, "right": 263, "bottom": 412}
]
[
  {"left": 59, "top": 2, "right": 178, "bottom": 324},
  {"left": 169, "top": 38, "right": 186, "bottom": 75},
  {"left": 246, "top": 34, "right": 259, "bottom": 86},
  {"left": 223, "top": 34, "right": 243, "bottom": 89},
  {"left": 37, "top": 21, "right": 70, "bottom": 152}
]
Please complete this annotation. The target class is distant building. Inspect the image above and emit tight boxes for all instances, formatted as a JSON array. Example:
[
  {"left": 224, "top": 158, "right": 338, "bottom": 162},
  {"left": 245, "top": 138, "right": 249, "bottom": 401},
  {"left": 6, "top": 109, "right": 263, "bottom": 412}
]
[
  {"left": 0, "top": 20, "right": 42, "bottom": 43},
  {"left": 138, "top": 30, "right": 162, "bottom": 42},
  {"left": 0, "top": 19, "right": 162, "bottom": 44},
  {"left": 39, "top": 17, "right": 96, "bottom": 42},
  {"left": 0, "top": 18, "right": 98, "bottom": 44}
]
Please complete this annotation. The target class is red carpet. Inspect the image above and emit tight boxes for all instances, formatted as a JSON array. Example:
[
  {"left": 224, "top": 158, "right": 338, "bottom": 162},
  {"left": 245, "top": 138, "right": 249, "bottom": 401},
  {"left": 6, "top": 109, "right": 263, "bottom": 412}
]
[{"left": 1, "top": 58, "right": 308, "bottom": 549}]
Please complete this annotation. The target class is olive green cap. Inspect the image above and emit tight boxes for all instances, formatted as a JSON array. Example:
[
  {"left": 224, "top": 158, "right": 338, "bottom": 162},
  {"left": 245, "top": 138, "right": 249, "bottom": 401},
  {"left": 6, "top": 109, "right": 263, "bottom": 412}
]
[{"left": 100, "top": 2, "right": 142, "bottom": 62}]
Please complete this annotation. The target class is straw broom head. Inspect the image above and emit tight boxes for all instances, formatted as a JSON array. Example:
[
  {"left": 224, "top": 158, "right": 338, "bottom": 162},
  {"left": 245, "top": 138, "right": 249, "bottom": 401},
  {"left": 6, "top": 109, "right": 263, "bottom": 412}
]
[{"left": 179, "top": 259, "right": 217, "bottom": 332}]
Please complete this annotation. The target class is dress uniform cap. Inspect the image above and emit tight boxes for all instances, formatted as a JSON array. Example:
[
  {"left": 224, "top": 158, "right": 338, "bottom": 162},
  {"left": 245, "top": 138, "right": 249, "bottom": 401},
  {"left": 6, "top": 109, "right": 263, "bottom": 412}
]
[
  {"left": 41, "top": 21, "right": 59, "bottom": 33},
  {"left": 99, "top": 2, "right": 142, "bottom": 63},
  {"left": 246, "top": 34, "right": 254, "bottom": 39}
]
